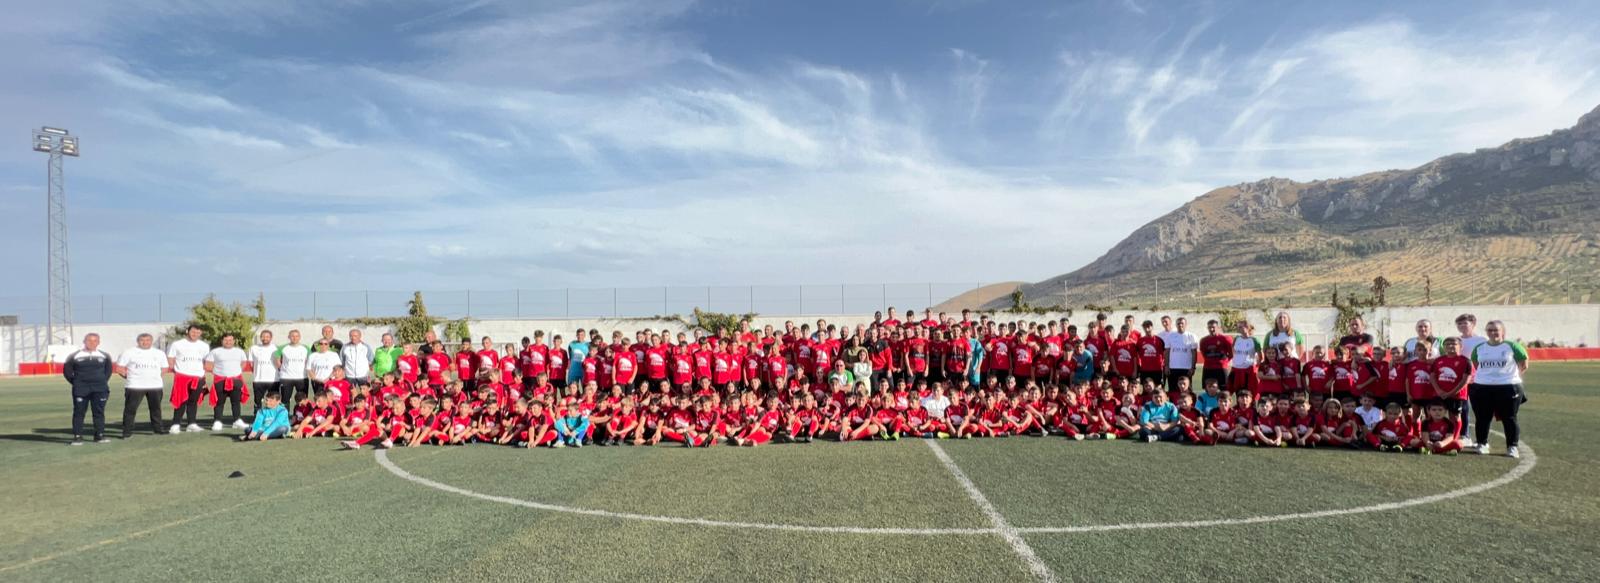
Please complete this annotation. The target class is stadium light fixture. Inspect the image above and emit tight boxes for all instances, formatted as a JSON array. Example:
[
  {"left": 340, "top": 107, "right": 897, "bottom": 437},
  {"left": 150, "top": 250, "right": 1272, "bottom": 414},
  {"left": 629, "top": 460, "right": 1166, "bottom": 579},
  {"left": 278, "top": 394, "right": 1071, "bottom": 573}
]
[{"left": 40, "top": 126, "right": 68, "bottom": 135}]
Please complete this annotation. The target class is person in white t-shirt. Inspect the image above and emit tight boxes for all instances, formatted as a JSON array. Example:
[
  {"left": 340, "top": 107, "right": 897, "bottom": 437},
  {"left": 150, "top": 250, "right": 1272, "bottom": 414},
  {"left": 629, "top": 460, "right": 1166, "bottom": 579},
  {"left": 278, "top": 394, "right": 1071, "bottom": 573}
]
[
  {"left": 1159, "top": 316, "right": 1200, "bottom": 393},
  {"left": 203, "top": 333, "right": 249, "bottom": 431},
  {"left": 307, "top": 339, "right": 342, "bottom": 393},
  {"left": 1453, "top": 313, "right": 1487, "bottom": 447},
  {"left": 920, "top": 384, "right": 951, "bottom": 421},
  {"left": 248, "top": 330, "right": 279, "bottom": 413},
  {"left": 166, "top": 325, "right": 210, "bottom": 434},
  {"left": 115, "top": 333, "right": 169, "bottom": 439},
  {"left": 275, "top": 330, "right": 311, "bottom": 404}
]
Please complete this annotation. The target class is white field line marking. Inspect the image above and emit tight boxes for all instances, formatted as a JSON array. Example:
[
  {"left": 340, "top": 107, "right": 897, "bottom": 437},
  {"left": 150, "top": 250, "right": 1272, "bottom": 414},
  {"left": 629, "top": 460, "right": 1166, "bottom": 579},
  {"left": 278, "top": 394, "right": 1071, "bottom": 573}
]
[
  {"left": 1016, "top": 433, "right": 1536, "bottom": 534},
  {"left": 375, "top": 449, "right": 995, "bottom": 536},
  {"left": 925, "top": 440, "right": 1058, "bottom": 583},
  {"left": 376, "top": 432, "right": 1535, "bottom": 541}
]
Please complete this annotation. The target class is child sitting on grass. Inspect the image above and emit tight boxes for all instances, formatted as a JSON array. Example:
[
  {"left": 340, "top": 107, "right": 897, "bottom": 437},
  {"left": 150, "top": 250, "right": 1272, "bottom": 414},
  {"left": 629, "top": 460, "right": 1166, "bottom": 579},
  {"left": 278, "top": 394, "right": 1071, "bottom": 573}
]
[{"left": 240, "top": 391, "right": 290, "bottom": 441}]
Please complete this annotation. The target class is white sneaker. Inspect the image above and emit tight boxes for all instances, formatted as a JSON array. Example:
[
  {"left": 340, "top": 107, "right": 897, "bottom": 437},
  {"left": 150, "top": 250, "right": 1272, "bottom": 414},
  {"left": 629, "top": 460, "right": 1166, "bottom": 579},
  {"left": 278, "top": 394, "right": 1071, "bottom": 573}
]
[
  {"left": 380, "top": 439, "right": 394, "bottom": 449},
  {"left": 1460, "top": 438, "right": 1476, "bottom": 448},
  {"left": 186, "top": 423, "right": 204, "bottom": 433},
  {"left": 232, "top": 419, "right": 249, "bottom": 430},
  {"left": 1475, "top": 444, "right": 1490, "bottom": 456},
  {"left": 169, "top": 424, "right": 182, "bottom": 435},
  {"left": 211, "top": 421, "right": 224, "bottom": 432},
  {"left": 1507, "top": 446, "right": 1520, "bottom": 459}
]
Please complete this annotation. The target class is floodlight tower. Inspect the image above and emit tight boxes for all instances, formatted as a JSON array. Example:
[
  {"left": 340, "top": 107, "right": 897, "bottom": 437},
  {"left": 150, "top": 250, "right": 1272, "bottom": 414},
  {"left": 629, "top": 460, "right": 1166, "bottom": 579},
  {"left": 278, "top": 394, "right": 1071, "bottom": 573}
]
[{"left": 31, "top": 127, "right": 78, "bottom": 349}]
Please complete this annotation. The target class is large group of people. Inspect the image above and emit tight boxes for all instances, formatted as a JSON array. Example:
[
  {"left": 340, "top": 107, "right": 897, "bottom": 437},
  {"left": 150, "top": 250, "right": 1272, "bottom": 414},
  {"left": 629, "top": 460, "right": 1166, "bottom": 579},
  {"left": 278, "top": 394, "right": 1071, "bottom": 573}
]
[{"left": 62, "top": 308, "right": 1529, "bottom": 459}]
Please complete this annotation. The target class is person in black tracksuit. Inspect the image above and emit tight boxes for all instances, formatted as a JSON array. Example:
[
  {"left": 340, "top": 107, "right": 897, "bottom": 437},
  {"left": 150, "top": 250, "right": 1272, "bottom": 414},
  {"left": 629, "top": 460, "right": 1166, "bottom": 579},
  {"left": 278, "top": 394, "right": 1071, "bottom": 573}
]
[{"left": 63, "top": 333, "right": 114, "bottom": 444}]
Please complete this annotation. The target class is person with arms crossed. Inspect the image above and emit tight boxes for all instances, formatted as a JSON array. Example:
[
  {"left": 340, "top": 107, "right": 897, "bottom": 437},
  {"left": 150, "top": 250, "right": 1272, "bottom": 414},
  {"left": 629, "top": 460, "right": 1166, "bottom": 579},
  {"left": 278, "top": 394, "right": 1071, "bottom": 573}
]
[
  {"left": 248, "top": 330, "right": 279, "bottom": 413},
  {"left": 63, "top": 333, "right": 113, "bottom": 445},
  {"left": 307, "top": 339, "right": 341, "bottom": 395},
  {"left": 1469, "top": 320, "right": 1527, "bottom": 458},
  {"left": 167, "top": 325, "right": 210, "bottom": 434},
  {"left": 115, "top": 333, "right": 169, "bottom": 438},
  {"left": 203, "top": 333, "right": 249, "bottom": 431}
]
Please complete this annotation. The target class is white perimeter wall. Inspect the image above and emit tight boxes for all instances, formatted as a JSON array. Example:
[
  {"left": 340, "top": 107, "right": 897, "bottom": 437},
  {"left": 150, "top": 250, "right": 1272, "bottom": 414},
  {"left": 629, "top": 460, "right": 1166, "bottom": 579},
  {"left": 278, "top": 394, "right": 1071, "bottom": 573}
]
[{"left": 4, "top": 305, "right": 1597, "bottom": 374}]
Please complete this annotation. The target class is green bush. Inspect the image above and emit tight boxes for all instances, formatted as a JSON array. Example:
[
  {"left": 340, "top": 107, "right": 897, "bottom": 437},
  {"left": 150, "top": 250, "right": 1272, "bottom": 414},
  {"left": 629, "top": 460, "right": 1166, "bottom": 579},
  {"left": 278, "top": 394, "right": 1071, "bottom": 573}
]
[{"left": 169, "top": 294, "right": 266, "bottom": 345}]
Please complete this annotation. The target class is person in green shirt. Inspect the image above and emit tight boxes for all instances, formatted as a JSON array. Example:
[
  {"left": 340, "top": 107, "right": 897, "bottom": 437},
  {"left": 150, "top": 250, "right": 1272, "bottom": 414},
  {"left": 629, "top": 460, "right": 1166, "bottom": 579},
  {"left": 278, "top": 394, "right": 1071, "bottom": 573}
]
[{"left": 372, "top": 333, "right": 403, "bottom": 378}]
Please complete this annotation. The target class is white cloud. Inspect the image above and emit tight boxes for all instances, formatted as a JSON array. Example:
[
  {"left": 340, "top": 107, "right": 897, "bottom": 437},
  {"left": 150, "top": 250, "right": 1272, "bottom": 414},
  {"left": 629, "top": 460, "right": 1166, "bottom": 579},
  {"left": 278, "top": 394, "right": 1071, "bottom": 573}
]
[{"left": 950, "top": 48, "right": 992, "bottom": 122}]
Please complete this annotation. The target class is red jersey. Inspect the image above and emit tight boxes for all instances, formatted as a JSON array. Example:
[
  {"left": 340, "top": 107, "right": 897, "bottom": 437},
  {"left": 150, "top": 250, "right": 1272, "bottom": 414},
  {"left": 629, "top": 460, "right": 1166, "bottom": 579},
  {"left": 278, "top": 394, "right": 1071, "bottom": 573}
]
[
  {"left": 1422, "top": 417, "right": 1460, "bottom": 441},
  {"left": 1011, "top": 343, "right": 1034, "bottom": 376},
  {"left": 475, "top": 349, "right": 499, "bottom": 374},
  {"left": 693, "top": 350, "right": 713, "bottom": 381},
  {"left": 498, "top": 357, "right": 517, "bottom": 384},
  {"left": 1405, "top": 361, "right": 1435, "bottom": 401},
  {"left": 1303, "top": 360, "right": 1332, "bottom": 392},
  {"left": 671, "top": 352, "right": 694, "bottom": 385},
  {"left": 986, "top": 337, "right": 1011, "bottom": 372},
  {"left": 1112, "top": 341, "right": 1137, "bottom": 378},
  {"left": 906, "top": 338, "right": 929, "bottom": 373},
  {"left": 397, "top": 354, "right": 420, "bottom": 382},
  {"left": 1199, "top": 334, "right": 1232, "bottom": 370},
  {"left": 521, "top": 345, "right": 548, "bottom": 378},
  {"left": 454, "top": 351, "right": 475, "bottom": 381},
  {"left": 613, "top": 352, "right": 638, "bottom": 385},
  {"left": 644, "top": 346, "right": 669, "bottom": 380},
  {"left": 1136, "top": 336, "right": 1166, "bottom": 372},
  {"left": 1431, "top": 355, "right": 1473, "bottom": 400},
  {"left": 547, "top": 349, "right": 567, "bottom": 378},
  {"left": 1331, "top": 361, "right": 1356, "bottom": 394},
  {"left": 1277, "top": 357, "right": 1302, "bottom": 391}
]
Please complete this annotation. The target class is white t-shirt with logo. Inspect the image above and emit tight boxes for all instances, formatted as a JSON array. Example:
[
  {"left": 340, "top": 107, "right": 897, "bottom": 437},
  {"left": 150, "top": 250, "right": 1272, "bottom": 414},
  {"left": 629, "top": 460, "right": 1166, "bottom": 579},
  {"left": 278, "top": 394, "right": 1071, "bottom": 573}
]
[
  {"left": 204, "top": 346, "right": 247, "bottom": 378},
  {"left": 249, "top": 344, "right": 279, "bottom": 383},
  {"left": 167, "top": 338, "right": 210, "bottom": 377},
  {"left": 117, "top": 347, "right": 168, "bottom": 390},
  {"left": 1160, "top": 331, "right": 1199, "bottom": 369},
  {"left": 277, "top": 344, "right": 310, "bottom": 380},
  {"left": 1230, "top": 336, "right": 1261, "bottom": 370},
  {"left": 1471, "top": 341, "right": 1527, "bottom": 385},
  {"left": 307, "top": 351, "right": 341, "bottom": 382},
  {"left": 921, "top": 395, "right": 951, "bottom": 420}
]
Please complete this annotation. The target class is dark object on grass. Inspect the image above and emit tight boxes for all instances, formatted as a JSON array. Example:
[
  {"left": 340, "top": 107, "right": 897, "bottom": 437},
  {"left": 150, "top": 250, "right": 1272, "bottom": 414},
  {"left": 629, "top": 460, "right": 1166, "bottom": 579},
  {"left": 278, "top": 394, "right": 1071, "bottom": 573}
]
[{"left": 227, "top": 471, "right": 245, "bottom": 479}]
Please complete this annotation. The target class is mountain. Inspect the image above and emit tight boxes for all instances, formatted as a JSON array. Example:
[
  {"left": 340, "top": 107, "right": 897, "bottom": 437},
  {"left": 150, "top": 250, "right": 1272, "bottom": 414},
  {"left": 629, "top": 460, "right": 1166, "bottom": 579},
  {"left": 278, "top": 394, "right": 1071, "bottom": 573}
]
[{"left": 1005, "top": 104, "right": 1600, "bottom": 309}]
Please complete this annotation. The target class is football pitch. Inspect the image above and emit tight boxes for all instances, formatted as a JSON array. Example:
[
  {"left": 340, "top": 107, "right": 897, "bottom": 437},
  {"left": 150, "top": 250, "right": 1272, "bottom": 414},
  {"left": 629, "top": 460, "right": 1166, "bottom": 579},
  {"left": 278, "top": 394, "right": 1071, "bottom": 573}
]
[{"left": 2, "top": 365, "right": 1598, "bottom": 582}]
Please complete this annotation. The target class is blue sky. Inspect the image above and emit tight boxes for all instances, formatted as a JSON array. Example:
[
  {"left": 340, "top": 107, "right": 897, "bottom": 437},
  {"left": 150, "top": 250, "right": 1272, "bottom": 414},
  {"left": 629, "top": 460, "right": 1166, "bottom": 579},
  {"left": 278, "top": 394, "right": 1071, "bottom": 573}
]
[{"left": 1, "top": 0, "right": 1598, "bottom": 300}]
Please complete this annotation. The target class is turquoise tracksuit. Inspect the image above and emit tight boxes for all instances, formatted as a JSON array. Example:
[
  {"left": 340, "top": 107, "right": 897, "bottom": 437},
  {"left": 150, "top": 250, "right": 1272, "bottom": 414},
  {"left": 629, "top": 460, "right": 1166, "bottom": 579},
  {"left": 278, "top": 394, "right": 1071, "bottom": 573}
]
[
  {"left": 251, "top": 404, "right": 291, "bottom": 438},
  {"left": 555, "top": 414, "right": 590, "bottom": 445},
  {"left": 566, "top": 342, "right": 590, "bottom": 385},
  {"left": 967, "top": 338, "right": 984, "bottom": 385}
]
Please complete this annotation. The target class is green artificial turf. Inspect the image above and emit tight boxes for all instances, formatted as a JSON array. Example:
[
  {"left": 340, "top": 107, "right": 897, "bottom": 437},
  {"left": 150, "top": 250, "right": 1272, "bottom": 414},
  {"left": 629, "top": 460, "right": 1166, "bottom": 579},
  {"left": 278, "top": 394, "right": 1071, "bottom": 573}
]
[{"left": 2, "top": 363, "right": 1597, "bottom": 582}]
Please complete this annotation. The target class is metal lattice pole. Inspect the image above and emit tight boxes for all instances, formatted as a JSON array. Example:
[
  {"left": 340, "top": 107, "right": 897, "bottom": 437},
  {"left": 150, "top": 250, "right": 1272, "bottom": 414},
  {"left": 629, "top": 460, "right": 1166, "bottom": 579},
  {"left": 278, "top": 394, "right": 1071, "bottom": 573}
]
[{"left": 33, "top": 127, "right": 77, "bottom": 350}]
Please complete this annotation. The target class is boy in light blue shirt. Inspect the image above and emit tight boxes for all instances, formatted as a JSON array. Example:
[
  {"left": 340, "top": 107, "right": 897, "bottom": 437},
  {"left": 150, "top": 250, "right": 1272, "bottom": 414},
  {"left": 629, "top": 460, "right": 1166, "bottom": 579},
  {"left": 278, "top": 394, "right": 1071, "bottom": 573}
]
[
  {"left": 1138, "top": 390, "right": 1182, "bottom": 443},
  {"left": 240, "top": 391, "right": 290, "bottom": 441}
]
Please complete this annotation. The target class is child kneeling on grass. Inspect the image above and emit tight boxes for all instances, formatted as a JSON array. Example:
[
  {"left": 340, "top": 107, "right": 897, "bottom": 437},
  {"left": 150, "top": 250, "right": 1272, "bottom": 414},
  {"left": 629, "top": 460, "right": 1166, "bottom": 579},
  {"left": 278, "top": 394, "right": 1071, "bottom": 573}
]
[{"left": 241, "top": 391, "right": 290, "bottom": 441}]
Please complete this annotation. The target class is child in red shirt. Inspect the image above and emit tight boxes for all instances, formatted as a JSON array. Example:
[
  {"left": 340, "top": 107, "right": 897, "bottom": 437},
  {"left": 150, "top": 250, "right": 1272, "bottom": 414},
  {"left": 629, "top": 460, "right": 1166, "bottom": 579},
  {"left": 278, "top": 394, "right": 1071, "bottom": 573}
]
[
  {"left": 1419, "top": 402, "right": 1463, "bottom": 455},
  {"left": 1366, "top": 403, "right": 1414, "bottom": 451}
]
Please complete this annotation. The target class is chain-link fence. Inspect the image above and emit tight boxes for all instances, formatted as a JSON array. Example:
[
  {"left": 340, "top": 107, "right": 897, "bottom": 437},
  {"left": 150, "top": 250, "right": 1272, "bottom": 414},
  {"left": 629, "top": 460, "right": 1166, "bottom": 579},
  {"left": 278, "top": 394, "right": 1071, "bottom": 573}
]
[{"left": 0, "top": 283, "right": 998, "bottom": 324}]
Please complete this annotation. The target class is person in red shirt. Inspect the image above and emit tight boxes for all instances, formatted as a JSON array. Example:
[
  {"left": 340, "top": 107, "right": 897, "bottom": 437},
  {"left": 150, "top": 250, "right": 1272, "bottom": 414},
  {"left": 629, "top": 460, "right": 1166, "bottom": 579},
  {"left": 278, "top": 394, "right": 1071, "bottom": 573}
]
[
  {"left": 612, "top": 339, "right": 639, "bottom": 388},
  {"left": 1111, "top": 327, "right": 1138, "bottom": 380},
  {"left": 1383, "top": 347, "right": 1408, "bottom": 408},
  {"left": 396, "top": 344, "right": 421, "bottom": 385},
  {"left": 764, "top": 342, "right": 789, "bottom": 386},
  {"left": 1302, "top": 345, "right": 1332, "bottom": 397},
  {"left": 474, "top": 337, "right": 500, "bottom": 383},
  {"left": 1175, "top": 393, "right": 1212, "bottom": 445},
  {"left": 1330, "top": 346, "right": 1357, "bottom": 399},
  {"left": 497, "top": 345, "right": 518, "bottom": 386},
  {"left": 1314, "top": 399, "right": 1358, "bottom": 448},
  {"left": 1198, "top": 320, "right": 1233, "bottom": 389},
  {"left": 1403, "top": 343, "right": 1436, "bottom": 416},
  {"left": 598, "top": 399, "right": 638, "bottom": 446},
  {"left": 985, "top": 332, "right": 1011, "bottom": 383},
  {"left": 670, "top": 345, "right": 695, "bottom": 389},
  {"left": 1419, "top": 402, "right": 1463, "bottom": 454},
  {"left": 644, "top": 337, "right": 670, "bottom": 387},
  {"left": 869, "top": 332, "right": 897, "bottom": 389},
  {"left": 547, "top": 336, "right": 568, "bottom": 390},
  {"left": 1135, "top": 321, "right": 1166, "bottom": 387},
  {"left": 1208, "top": 392, "right": 1246, "bottom": 445},
  {"left": 1010, "top": 335, "right": 1034, "bottom": 383},
  {"left": 1431, "top": 337, "right": 1473, "bottom": 436},
  {"left": 904, "top": 328, "right": 930, "bottom": 384},
  {"left": 1366, "top": 402, "right": 1414, "bottom": 451},
  {"left": 453, "top": 342, "right": 477, "bottom": 389},
  {"left": 520, "top": 332, "right": 548, "bottom": 389}
]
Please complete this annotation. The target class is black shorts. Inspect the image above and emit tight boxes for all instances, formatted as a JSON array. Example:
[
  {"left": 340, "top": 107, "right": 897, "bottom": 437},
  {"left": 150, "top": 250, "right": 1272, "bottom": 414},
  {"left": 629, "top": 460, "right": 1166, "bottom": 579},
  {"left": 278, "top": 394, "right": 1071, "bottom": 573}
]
[{"left": 1200, "top": 368, "right": 1228, "bottom": 390}]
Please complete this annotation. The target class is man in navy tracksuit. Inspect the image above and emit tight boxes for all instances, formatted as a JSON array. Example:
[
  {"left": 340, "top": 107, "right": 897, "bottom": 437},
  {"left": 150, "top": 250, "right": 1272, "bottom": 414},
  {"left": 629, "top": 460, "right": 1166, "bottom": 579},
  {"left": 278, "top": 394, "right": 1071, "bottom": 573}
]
[{"left": 63, "top": 333, "right": 113, "bottom": 445}]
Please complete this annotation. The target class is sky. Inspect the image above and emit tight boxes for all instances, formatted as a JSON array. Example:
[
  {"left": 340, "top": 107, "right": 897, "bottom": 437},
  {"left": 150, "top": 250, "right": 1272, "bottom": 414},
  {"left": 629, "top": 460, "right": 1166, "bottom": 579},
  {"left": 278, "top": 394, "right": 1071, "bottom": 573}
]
[{"left": 2, "top": 0, "right": 1599, "bottom": 302}]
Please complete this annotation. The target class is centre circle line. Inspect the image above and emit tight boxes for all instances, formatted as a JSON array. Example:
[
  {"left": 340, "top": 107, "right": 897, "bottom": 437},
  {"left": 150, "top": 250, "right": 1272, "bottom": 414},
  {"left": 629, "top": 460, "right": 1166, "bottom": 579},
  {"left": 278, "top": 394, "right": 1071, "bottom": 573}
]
[{"left": 374, "top": 432, "right": 1534, "bottom": 538}]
